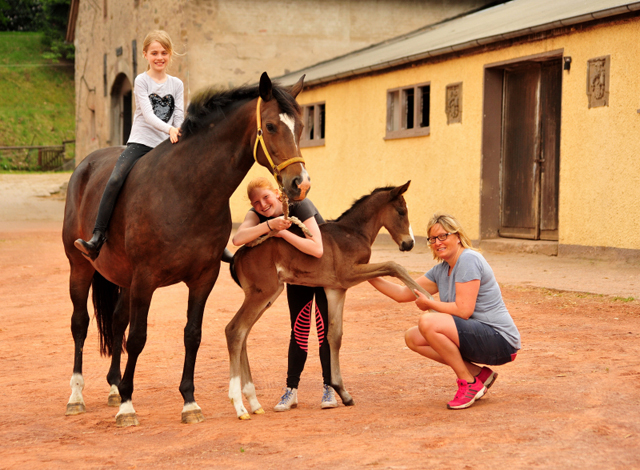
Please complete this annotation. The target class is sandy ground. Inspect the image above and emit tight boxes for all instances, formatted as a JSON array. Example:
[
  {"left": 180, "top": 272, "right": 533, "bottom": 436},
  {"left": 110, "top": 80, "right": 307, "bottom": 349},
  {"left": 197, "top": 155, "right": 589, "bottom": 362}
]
[{"left": 1, "top": 173, "right": 639, "bottom": 469}]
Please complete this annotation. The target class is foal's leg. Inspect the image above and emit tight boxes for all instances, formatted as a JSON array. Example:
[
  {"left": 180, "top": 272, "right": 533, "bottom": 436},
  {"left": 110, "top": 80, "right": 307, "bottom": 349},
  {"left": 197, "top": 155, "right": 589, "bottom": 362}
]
[
  {"left": 115, "top": 278, "right": 155, "bottom": 427},
  {"left": 225, "top": 285, "right": 283, "bottom": 419},
  {"left": 66, "top": 262, "right": 95, "bottom": 415},
  {"left": 324, "top": 288, "right": 354, "bottom": 406},
  {"left": 179, "top": 274, "right": 218, "bottom": 424},
  {"left": 106, "top": 288, "right": 130, "bottom": 407},
  {"left": 346, "top": 262, "right": 435, "bottom": 302}
]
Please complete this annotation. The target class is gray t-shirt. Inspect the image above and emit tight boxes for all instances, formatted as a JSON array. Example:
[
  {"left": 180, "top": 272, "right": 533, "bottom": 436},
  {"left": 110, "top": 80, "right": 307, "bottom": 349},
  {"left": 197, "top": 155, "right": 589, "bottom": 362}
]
[
  {"left": 425, "top": 249, "right": 521, "bottom": 349},
  {"left": 127, "top": 72, "right": 185, "bottom": 148}
]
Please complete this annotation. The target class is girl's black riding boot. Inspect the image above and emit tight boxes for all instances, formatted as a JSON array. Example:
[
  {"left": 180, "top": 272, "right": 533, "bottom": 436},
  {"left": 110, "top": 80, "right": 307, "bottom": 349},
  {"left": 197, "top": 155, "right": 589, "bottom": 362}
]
[{"left": 73, "top": 231, "right": 106, "bottom": 261}]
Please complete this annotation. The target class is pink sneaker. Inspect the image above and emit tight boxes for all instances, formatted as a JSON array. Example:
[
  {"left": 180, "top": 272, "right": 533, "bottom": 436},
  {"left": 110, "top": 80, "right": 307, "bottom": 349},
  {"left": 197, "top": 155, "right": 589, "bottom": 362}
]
[
  {"left": 447, "top": 378, "right": 486, "bottom": 410},
  {"left": 476, "top": 366, "right": 498, "bottom": 389}
]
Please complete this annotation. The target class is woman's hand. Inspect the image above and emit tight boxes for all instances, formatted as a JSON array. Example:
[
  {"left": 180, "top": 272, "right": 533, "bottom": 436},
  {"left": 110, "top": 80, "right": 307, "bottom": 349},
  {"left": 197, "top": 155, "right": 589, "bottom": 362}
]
[
  {"left": 414, "top": 289, "right": 434, "bottom": 311},
  {"left": 268, "top": 217, "right": 292, "bottom": 232},
  {"left": 169, "top": 126, "right": 181, "bottom": 144}
]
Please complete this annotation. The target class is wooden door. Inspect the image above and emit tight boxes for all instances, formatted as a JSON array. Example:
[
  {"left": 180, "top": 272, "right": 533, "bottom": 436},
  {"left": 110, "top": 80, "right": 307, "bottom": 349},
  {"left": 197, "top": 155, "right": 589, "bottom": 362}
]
[{"left": 499, "top": 59, "right": 561, "bottom": 240}]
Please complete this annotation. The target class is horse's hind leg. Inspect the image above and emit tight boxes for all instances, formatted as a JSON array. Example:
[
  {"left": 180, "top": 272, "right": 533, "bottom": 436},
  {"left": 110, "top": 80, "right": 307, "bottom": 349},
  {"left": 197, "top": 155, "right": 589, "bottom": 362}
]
[
  {"left": 324, "top": 288, "right": 354, "bottom": 406},
  {"left": 179, "top": 276, "right": 218, "bottom": 424},
  {"left": 106, "top": 288, "right": 130, "bottom": 407},
  {"left": 115, "top": 279, "right": 155, "bottom": 427},
  {"left": 66, "top": 262, "right": 95, "bottom": 415}
]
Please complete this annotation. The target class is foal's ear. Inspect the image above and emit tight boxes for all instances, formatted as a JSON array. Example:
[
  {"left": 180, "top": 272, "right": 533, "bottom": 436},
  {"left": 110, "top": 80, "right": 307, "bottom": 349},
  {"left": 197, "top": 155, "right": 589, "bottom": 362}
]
[
  {"left": 390, "top": 180, "right": 411, "bottom": 200},
  {"left": 259, "top": 72, "right": 273, "bottom": 101},
  {"left": 288, "top": 74, "right": 305, "bottom": 99}
]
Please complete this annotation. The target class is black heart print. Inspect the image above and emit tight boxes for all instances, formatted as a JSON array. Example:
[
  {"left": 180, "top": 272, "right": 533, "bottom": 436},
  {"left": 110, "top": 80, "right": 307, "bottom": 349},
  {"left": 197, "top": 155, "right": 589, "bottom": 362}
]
[{"left": 149, "top": 93, "right": 175, "bottom": 123}]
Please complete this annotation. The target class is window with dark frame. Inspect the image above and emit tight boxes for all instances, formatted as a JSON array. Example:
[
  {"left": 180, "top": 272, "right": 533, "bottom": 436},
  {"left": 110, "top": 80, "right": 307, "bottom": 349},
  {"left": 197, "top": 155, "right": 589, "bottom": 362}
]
[
  {"left": 300, "top": 102, "right": 325, "bottom": 148},
  {"left": 385, "top": 83, "right": 430, "bottom": 139}
]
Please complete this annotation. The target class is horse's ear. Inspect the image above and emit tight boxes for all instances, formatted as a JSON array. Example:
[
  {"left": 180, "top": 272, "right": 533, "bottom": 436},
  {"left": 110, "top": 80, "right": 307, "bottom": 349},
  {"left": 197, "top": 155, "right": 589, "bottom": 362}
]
[
  {"left": 259, "top": 72, "right": 273, "bottom": 102},
  {"left": 390, "top": 180, "right": 411, "bottom": 200},
  {"left": 288, "top": 74, "right": 305, "bottom": 99}
]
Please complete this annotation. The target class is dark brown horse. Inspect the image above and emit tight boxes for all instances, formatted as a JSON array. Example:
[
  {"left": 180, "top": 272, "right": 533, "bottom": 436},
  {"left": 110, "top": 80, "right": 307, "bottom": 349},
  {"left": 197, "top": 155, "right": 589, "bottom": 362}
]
[
  {"left": 225, "top": 181, "right": 434, "bottom": 419},
  {"left": 63, "top": 73, "right": 309, "bottom": 427}
]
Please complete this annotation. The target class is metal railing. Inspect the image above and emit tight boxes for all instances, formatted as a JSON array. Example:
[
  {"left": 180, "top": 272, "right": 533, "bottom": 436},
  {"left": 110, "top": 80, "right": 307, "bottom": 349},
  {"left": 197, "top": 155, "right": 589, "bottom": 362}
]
[{"left": 0, "top": 140, "right": 75, "bottom": 171}]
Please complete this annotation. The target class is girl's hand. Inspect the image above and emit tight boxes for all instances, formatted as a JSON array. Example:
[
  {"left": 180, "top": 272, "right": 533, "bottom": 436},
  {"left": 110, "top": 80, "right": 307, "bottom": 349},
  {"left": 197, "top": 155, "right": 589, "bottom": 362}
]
[
  {"left": 268, "top": 217, "right": 292, "bottom": 231},
  {"left": 414, "top": 289, "right": 433, "bottom": 311},
  {"left": 169, "top": 126, "right": 181, "bottom": 143}
]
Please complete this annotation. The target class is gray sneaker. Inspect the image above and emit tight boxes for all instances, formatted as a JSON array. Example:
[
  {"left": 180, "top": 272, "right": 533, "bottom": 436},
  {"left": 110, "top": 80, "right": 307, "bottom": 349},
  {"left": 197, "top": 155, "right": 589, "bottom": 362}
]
[
  {"left": 321, "top": 384, "right": 338, "bottom": 409},
  {"left": 274, "top": 387, "right": 298, "bottom": 412}
]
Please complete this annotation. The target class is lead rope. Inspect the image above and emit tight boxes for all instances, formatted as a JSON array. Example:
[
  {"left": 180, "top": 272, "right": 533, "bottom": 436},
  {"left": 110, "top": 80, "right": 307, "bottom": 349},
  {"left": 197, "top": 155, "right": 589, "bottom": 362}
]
[{"left": 246, "top": 193, "right": 311, "bottom": 247}]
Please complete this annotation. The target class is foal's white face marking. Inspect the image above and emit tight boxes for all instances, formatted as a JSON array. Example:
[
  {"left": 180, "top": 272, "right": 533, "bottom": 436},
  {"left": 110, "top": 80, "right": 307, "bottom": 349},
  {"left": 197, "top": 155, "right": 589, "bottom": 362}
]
[
  {"left": 279, "top": 113, "right": 297, "bottom": 149},
  {"left": 409, "top": 224, "right": 415, "bottom": 243}
]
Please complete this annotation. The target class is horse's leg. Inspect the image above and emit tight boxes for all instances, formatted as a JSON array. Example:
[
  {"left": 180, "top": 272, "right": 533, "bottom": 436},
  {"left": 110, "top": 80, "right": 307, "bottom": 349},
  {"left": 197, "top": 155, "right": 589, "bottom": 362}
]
[
  {"left": 345, "top": 262, "right": 435, "bottom": 301},
  {"left": 106, "top": 288, "right": 130, "bottom": 407},
  {"left": 115, "top": 279, "right": 155, "bottom": 427},
  {"left": 324, "top": 288, "right": 354, "bottom": 406},
  {"left": 179, "top": 275, "right": 218, "bottom": 424},
  {"left": 225, "top": 285, "right": 284, "bottom": 419},
  {"left": 66, "top": 262, "right": 95, "bottom": 415}
]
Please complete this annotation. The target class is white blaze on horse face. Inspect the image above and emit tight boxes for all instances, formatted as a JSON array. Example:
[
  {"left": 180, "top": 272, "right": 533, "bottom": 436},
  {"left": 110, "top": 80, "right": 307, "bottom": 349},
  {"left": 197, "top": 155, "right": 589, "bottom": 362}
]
[
  {"left": 279, "top": 113, "right": 298, "bottom": 149},
  {"left": 409, "top": 224, "right": 415, "bottom": 243}
]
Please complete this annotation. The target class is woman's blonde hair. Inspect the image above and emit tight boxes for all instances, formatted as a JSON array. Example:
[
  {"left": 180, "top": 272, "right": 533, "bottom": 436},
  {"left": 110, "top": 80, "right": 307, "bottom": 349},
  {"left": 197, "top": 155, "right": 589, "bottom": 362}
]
[
  {"left": 143, "top": 30, "right": 182, "bottom": 70},
  {"left": 246, "top": 177, "right": 281, "bottom": 201},
  {"left": 426, "top": 213, "right": 480, "bottom": 261}
]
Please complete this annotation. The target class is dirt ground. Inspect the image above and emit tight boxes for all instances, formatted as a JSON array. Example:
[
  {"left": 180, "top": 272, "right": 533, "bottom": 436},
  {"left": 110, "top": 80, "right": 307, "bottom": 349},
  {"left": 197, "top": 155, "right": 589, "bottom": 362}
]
[{"left": 1, "top": 174, "right": 639, "bottom": 469}]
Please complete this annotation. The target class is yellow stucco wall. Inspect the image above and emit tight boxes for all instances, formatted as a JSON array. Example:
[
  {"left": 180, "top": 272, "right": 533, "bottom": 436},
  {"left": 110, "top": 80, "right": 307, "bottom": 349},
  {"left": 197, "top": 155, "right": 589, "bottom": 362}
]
[{"left": 230, "top": 17, "right": 640, "bottom": 252}]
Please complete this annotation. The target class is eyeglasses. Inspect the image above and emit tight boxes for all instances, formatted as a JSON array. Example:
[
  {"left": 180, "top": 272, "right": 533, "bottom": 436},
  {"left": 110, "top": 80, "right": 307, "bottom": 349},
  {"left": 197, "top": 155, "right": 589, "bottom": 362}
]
[{"left": 427, "top": 232, "right": 456, "bottom": 245}]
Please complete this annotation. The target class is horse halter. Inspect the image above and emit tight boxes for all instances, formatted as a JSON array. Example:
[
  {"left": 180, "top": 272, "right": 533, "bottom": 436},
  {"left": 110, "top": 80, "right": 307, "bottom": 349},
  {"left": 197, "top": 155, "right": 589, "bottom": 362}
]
[{"left": 253, "top": 97, "right": 306, "bottom": 181}]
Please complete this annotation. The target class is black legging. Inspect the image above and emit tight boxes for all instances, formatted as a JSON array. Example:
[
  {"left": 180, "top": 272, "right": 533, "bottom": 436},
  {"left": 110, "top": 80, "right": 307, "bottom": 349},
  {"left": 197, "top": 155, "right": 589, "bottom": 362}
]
[
  {"left": 93, "top": 143, "right": 152, "bottom": 233},
  {"left": 285, "top": 284, "right": 332, "bottom": 389}
]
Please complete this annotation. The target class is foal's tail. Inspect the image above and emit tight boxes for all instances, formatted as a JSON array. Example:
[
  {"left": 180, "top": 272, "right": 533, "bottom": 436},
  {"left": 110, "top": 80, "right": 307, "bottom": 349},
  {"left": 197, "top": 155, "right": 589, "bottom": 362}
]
[{"left": 91, "top": 271, "right": 123, "bottom": 357}]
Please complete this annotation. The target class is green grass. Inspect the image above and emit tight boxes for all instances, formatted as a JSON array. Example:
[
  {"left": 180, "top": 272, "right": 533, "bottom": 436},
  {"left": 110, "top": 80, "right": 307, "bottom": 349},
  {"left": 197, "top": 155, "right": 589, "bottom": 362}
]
[{"left": 0, "top": 32, "right": 75, "bottom": 168}]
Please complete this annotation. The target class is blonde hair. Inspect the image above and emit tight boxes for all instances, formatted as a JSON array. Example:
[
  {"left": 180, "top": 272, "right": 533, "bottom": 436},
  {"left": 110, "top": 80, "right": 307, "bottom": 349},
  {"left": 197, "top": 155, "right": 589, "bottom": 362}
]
[
  {"left": 426, "top": 213, "right": 480, "bottom": 261},
  {"left": 246, "top": 177, "right": 281, "bottom": 202},
  {"left": 142, "top": 30, "right": 181, "bottom": 70}
]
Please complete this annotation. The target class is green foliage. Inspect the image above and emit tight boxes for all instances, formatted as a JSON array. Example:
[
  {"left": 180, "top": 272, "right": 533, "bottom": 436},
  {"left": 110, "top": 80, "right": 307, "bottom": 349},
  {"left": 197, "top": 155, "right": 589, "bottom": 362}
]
[
  {"left": 0, "top": 32, "right": 75, "bottom": 169},
  {"left": 0, "top": 0, "right": 44, "bottom": 32},
  {"left": 0, "top": 0, "right": 73, "bottom": 60}
]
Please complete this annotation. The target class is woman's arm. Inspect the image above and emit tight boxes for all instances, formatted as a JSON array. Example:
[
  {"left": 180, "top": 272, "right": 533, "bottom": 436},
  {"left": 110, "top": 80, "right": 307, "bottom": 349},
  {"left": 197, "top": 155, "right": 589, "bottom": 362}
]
[
  {"left": 414, "top": 279, "right": 480, "bottom": 319},
  {"left": 368, "top": 275, "right": 438, "bottom": 303},
  {"left": 232, "top": 212, "right": 271, "bottom": 246},
  {"left": 275, "top": 216, "right": 323, "bottom": 258},
  {"left": 169, "top": 79, "right": 184, "bottom": 143},
  {"left": 232, "top": 212, "right": 293, "bottom": 246}
]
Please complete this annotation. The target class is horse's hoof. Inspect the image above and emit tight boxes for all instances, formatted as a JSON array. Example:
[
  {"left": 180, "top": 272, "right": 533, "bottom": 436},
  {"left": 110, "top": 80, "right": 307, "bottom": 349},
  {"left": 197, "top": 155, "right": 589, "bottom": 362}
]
[
  {"left": 108, "top": 393, "right": 121, "bottom": 407},
  {"left": 238, "top": 413, "right": 251, "bottom": 420},
  {"left": 253, "top": 407, "right": 265, "bottom": 415},
  {"left": 116, "top": 413, "right": 140, "bottom": 427},
  {"left": 65, "top": 402, "right": 86, "bottom": 415},
  {"left": 343, "top": 398, "right": 355, "bottom": 406},
  {"left": 181, "top": 408, "right": 205, "bottom": 424}
]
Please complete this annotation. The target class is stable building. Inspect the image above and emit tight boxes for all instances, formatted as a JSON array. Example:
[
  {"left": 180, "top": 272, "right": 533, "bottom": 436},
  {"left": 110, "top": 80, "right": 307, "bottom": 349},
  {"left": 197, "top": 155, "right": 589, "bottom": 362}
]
[
  {"left": 244, "top": 0, "right": 640, "bottom": 259},
  {"left": 66, "top": 0, "right": 498, "bottom": 164}
]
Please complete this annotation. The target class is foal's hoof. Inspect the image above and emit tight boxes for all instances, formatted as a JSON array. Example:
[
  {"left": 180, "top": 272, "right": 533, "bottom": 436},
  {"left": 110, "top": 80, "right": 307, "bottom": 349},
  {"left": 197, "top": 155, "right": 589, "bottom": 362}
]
[
  {"left": 253, "top": 407, "right": 265, "bottom": 415},
  {"left": 65, "top": 402, "right": 86, "bottom": 416},
  {"left": 116, "top": 413, "right": 140, "bottom": 427},
  {"left": 181, "top": 408, "right": 205, "bottom": 424},
  {"left": 238, "top": 413, "right": 251, "bottom": 420}
]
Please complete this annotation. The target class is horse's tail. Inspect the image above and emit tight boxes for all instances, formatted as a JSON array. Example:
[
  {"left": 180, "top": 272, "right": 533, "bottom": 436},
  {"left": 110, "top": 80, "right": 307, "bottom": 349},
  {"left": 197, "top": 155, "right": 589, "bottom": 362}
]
[
  {"left": 221, "top": 248, "right": 241, "bottom": 287},
  {"left": 91, "top": 271, "right": 122, "bottom": 357}
]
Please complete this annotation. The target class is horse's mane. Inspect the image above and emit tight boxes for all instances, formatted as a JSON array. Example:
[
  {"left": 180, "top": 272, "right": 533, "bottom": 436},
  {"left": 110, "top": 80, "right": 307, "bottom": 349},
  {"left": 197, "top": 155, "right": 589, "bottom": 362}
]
[
  {"left": 180, "top": 82, "right": 300, "bottom": 139},
  {"left": 331, "top": 186, "right": 396, "bottom": 223}
]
